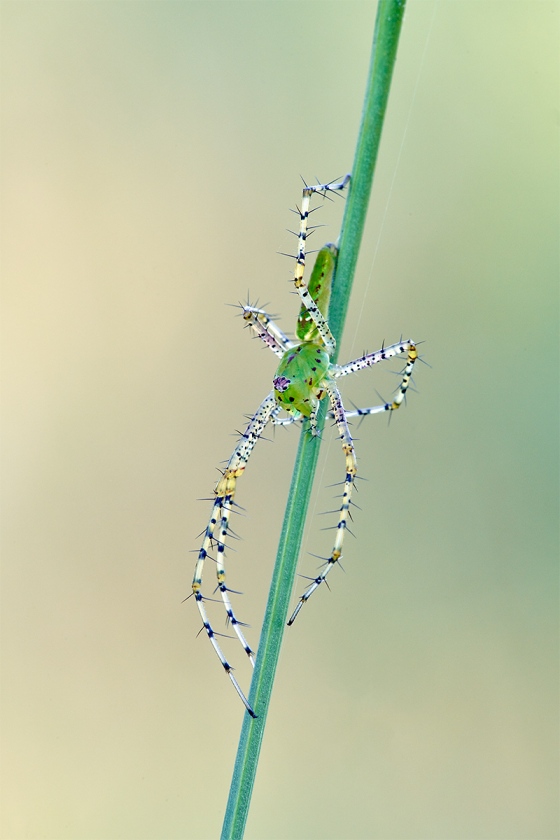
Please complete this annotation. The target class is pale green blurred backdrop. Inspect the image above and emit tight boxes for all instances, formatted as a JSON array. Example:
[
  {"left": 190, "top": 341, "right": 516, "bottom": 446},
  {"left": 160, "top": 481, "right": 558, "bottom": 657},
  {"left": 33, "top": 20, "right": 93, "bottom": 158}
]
[{"left": 1, "top": 2, "right": 557, "bottom": 839}]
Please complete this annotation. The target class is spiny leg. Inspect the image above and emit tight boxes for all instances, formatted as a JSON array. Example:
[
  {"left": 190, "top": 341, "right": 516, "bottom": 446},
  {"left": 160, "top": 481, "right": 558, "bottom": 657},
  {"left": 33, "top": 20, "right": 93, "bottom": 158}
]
[
  {"left": 271, "top": 404, "right": 321, "bottom": 436},
  {"left": 332, "top": 339, "right": 418, "bottom": 416},
  {"left": 271, "top": 404, "right": 301, "bottom": 427},
  {"left": 293, "top": 175, "right": 350, "bottom": 353},
  {"left": 239, "top": 304, "right": 294, "bottom": 358},
  {"left": 193, "top": 391, "right": 277, "bottom": 717},
  {"left": 213, "top": 393, "right": 277, "bottom": 644},
  {"left": 287, "top": 343, "right": 418, "bottom": 623},
  {"left": 288, "top": 382, "right": 357, "bottom": 625}
]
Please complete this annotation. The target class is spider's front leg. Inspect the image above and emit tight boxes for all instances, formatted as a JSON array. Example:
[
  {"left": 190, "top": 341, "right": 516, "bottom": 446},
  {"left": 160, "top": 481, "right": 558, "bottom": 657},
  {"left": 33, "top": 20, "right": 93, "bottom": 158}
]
[
  {"left": 288, "top": 381, "right": 357, "bottom": 624},
  {"left": 193, "top": 391, "right": 276, "bottom": 717}
]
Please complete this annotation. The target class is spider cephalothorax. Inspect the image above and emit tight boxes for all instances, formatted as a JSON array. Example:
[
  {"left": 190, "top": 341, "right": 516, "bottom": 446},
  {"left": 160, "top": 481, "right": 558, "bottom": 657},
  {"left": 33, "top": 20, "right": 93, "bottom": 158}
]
[{"left": 192, "top": 176, "right": 417, "bottom": 717}]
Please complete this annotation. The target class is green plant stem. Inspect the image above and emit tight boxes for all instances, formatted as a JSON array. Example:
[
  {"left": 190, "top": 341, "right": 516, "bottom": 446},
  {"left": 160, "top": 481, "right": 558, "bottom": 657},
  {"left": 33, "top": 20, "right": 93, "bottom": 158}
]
[
  {"left": 221, "top": 3, "right": 406, "bottom": 838},
  {"left": 332, "top": 0, "right": 407, "bottom": 344}
]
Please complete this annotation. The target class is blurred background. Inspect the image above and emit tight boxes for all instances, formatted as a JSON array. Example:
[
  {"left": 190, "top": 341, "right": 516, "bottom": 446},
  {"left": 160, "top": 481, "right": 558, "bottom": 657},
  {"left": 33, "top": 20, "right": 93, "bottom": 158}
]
[{"left": 1, "top": 2, "right": 557, "bottom": 839}]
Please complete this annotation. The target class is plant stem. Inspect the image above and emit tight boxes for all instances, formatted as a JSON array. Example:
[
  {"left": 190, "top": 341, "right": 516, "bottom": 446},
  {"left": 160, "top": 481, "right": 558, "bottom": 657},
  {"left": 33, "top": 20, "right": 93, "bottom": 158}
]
[
  {"left": 332, "top": 0, "right": 407, "bottom": 344},
  {"left": 221, "top": 3, "right": 406, "bottom": 838}
]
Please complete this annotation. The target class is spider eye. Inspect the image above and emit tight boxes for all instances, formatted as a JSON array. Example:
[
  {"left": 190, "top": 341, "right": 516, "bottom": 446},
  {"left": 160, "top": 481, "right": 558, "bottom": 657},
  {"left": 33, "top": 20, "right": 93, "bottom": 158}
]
[{"left": 273, "top": 375, "right": 291, "bottom": 393}]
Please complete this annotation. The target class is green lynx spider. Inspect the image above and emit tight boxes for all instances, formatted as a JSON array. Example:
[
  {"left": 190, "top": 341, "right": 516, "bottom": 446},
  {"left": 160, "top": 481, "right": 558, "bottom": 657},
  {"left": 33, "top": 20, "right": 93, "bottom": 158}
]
[{"left": 193, "top": 175, "right": 417, "bottom": 717}]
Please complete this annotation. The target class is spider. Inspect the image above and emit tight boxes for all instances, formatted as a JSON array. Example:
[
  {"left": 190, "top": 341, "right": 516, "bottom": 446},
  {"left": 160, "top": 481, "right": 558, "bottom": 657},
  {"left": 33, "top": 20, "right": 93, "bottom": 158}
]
[{"left": 192, "top": 175, "right": 417, "bottom": 717}]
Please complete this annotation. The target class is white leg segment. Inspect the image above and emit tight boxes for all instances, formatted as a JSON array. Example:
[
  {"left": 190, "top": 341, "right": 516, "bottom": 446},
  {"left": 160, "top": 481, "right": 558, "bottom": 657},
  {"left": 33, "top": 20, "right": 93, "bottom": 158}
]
[
  {"left": 192, "top": 392, "right": 277, "bottom": 717},
  {"left": 240, "top": 304, "right": 294, "bottom": 357},
  {"left": 293, "top": 176, "right": 350, "bottom": 355},
  {"left": 332, "top": 339, "right": 418, "bottom": 415},
  {"left": 271, "top": 405, "right": 301, "bottom": 426},
  {"left": 288, "top": 381, "right": 357, "bottom": 624}
]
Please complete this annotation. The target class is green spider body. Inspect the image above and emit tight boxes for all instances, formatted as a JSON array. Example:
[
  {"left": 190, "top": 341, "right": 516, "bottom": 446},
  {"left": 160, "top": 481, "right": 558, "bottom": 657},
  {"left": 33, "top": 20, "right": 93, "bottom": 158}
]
[{"left": 272, "top": 245, "right": 335, "bottom": 418}]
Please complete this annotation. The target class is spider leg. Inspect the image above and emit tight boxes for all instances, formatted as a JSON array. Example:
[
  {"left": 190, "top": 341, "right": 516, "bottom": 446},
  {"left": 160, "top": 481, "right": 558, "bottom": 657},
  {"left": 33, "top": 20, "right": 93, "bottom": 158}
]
[
  {"left": 192, "top": 391, "right": 277, "bottom": 717},
  {"left": 308, "top": 402, "right": 321, "bottom": 437},
  {"left": 331, "top": 339, "right": 417, "bottom": 416},
  {"left": 240, "top": 304, "right": 295, "bottom": 358},
  {"left": 271, "top": 404, "right": 302, "bottom": 427},
  {"left": 288, "top": 381, "right": 357, "bottom": 625},
  {"left": 293, "top": 176, "right": 350, "bottom": 354}
]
